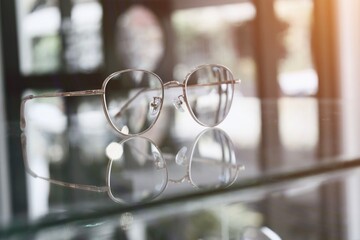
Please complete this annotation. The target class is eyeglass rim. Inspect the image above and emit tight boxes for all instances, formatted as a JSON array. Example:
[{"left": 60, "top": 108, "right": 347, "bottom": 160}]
[
  {"left": 101, "top": 69, "right": 165, "bottom": 137},
  {"left": 106, "top": 136, "right": 169, "bottom": 204},
  {"left": 183, "top": 64, "right": 236, "bottom": 127}
]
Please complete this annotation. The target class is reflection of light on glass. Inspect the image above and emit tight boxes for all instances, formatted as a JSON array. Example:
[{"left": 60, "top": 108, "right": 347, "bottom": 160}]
[
  {"left": 221, "top": 97, "right": 261, "bottom": 148},
  {"left": 106, "top": 142, "right": 123, "bottom": 161},
  {"left": 119, "top": 212, "right": 133, "bottom": 230},
  {"left": 241, "top": 226, "right": 282, "bottom": 240},
  {"left": 279, "top": 98, "right": 318, "bottom": 150},
  {"left": 260, "top": 226, "right": 282, "bottom": 240},
  {"left": 175, "top": 146, "right": 188, "bottom": 166},
  {"left": 121, "top": 126, "right": 129, "bottom": 135},
  {"left": 26, "top": 157, "right": 50, "bottom": 219}
]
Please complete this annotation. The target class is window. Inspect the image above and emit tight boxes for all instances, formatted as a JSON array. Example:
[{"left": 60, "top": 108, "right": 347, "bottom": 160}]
[
  {"left": 172, "top": 2, "right": 257, "bottom": 96},
  {"left": 16, "top": 0, "right": 103, "bottom": 75},
  {"left": 275, "top": 0, "right": 318, "bottom": 96}
]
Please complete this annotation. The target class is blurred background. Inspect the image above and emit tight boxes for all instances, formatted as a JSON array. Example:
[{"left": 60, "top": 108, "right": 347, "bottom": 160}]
[{"left": 1, "top": 0, "right": 360, "bottom": 236}]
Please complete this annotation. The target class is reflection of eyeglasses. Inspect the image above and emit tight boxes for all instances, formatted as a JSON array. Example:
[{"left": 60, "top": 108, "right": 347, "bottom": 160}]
[
  {"left": 20, "top": 64, "right": 241, "bottom": 136},
  {"left": 21, "top": 128, "right": 244, "bottom": 204},
  {"left": 107, "top": 128, "right": 245, "bottom": 204}
]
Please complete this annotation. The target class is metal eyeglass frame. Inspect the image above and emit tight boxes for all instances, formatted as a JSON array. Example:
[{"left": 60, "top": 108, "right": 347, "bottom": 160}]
[{"left": 20, "top": 64, "right": 241, "bottom": 136}]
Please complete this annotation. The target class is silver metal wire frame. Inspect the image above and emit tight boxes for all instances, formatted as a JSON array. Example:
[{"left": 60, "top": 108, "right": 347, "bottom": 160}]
[{"left": 20, "top": 64, "right": 241, "bottom": 136}]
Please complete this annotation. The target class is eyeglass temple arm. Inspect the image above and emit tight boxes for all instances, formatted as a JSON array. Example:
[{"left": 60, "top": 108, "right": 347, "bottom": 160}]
[
  {"left": 189, "top": 79, "right": 241, "bottom": 87},
  {"left": 169, "top": 79, "right": 240, "bottom": 89},
  {"left": 20, "top": 89, "right": 104, "bottom": 130},
  {"left": 113, "top": 87, "right": 147, "bottom": 119},
  {"left": 21, "top": 133, "right": 108, "bottom": 192},
  {"left": 113, "top": 79, "right": 241, "bottom": 119}
]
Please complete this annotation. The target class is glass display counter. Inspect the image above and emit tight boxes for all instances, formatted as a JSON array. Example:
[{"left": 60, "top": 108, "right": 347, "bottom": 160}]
[{"left": 1, "top": 97, "right": 360, "bottom": 239}]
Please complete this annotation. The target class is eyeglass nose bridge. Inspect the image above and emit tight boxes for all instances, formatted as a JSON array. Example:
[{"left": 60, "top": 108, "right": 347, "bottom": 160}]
[
  {"left": 163, "top": 81, "right": 187, "bottom": 112},
  {"left": 163, "top": 80, "right": 184, "bottom": 88}
]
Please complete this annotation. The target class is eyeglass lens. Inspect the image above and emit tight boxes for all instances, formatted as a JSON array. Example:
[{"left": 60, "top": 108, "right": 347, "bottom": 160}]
[
  {"left": 104, "top": 70, "right": 163, "bottom": 135},
  {"left": 185, "top": 65, "right": 234, "bottom": 127}
]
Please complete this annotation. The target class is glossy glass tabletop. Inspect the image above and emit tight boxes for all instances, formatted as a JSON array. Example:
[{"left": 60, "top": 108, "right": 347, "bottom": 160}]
[{"left": 2, "top": 97, "right": 360, "bottom": 239}]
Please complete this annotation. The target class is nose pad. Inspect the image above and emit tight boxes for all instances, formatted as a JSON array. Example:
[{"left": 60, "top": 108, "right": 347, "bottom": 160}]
[
  {"left": 149, "top": 97, "right": 162, "bottom": 116},
  {"left": 175, "top": 146, "right": 188, "bottom": 166},
  {"left": 172, "top": 95, "right": 185, "bottom": 112},
  {"left": 152, "top": 151, "right": 165, "bottom": 170}
]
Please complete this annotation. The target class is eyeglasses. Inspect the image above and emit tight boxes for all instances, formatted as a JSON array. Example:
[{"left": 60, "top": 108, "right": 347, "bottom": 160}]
[{"left": 21, "top": 64, "right": 240, "bottom": 136}]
